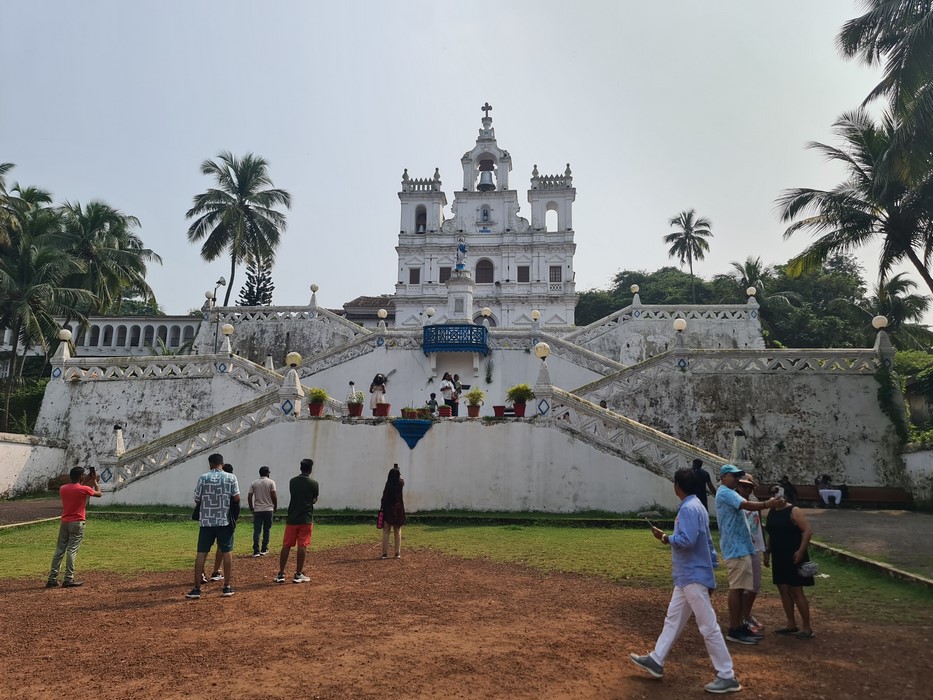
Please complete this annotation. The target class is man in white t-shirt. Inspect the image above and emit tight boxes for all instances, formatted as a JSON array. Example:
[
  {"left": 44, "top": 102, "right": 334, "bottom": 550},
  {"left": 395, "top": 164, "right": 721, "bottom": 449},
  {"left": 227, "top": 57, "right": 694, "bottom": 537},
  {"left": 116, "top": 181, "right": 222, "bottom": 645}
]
[
  {"left": 248, "top": 466, "right": 277, "bottom": 557},
  {"left": 737, "top": 473, "right": 767, "bottom": 634}
]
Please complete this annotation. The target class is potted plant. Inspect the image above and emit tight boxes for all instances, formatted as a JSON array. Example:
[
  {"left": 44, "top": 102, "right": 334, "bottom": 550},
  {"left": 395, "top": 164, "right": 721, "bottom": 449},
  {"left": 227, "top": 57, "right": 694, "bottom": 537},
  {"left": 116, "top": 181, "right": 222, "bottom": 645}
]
[
  {"left": 505, "top": 383, "right": 535, "bottom": 418},
  {"left": 465, "top": 387, "right": 485, "bottom": 417},
  {"left": 308, "top": 387, "right": 329, "bottom": 416},
  {"left": 401, "top": 406, "right": 419, "bottom": 419},
  {"left": 346, "top": 390, "right": 366, "bottom": 417},
  {"left": 437, "top": 404, "right": 453, "bottom": 417},
  {"left": 417, "top": 406, "right": 433, "bottom": 420}
]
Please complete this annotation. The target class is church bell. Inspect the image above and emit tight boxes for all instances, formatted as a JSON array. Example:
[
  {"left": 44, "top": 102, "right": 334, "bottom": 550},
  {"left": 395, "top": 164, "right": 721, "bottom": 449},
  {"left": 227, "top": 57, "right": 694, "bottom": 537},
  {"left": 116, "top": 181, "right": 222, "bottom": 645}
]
[{"left": 477, "top": 170, "right": 495, "bottom": 192}]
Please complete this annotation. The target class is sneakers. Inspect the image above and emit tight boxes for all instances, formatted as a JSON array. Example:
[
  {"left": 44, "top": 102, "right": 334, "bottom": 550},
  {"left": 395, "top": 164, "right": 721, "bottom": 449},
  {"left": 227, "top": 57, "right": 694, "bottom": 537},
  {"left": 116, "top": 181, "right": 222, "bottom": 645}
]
[
  {"left": 252, "top": 552, "right": 262, "bottom": 558},
  {"left": 726, "top": 628, "right": 760, "bottom": 645},
  {"left": 62, "top": 580, "right": 84, "bottom": 588},
  {"left": 185, "top": 587, "right": 201, "bottom": 599},
  {"left": 209, "top": 571, "right": 224, "bottom": 581},
  {"left": 222, "top": 586, "right": 235, "bottom": 597},
  {"left": 629, "top": 653, "right": 664, "bottom": 679},
  {"left": 293, "top": 573, "right": 310, "bottom": 583},
  {"left": 395, "top": 553, "right": 401, "bottom": 559},
  {"left": 380, "top": 554, "right": 388, "bottom": 560},
  {"left": 201, "top": 573, "right": 209, "bottom": 585},
  {"left": 45, "top": 580, "right": 58, "bottom": 588},
  {"left": 259, "top": 549, "right": 269, "bottom": 556},
  {"left": 274, "top": 573, "right": 286, "bottom": 584},
  {"left": 705, "top": 676, "right": 742, "bottom": 694}
]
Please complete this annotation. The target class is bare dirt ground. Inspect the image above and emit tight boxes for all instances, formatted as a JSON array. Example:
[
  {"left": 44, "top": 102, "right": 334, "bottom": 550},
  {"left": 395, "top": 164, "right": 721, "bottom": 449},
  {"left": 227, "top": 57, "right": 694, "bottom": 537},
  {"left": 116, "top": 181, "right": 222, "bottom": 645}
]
[{"left": 0, "top": 542, "right": 929, "bottom": 700}]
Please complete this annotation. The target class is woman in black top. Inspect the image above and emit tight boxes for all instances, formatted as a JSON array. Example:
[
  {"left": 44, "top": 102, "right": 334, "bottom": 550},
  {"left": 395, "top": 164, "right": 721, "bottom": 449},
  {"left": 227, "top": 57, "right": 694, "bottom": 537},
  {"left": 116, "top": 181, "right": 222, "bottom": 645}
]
[
  {"left": 380, "top": 465, "right": 406, "bottom": 559},
  {"left": 764, "top": 484, "right": 815, "bottom": 639}
]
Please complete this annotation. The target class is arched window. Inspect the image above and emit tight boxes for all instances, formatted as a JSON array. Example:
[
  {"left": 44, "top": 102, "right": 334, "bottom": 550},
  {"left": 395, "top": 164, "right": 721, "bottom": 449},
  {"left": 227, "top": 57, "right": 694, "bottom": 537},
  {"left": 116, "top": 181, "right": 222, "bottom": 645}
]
[
  {"left": 102, "top": 325, "right": 114, "bottom": 346},
  {"left": 475, "top": 259, "right": 494, "bottom": 283},
  {"left": 545, "top": 202, "right": 559, "bottom": 232},
  {"left": 89, "top": 326, "right": 101, "bottom": 346},
  {"left": 156, "top": 325, "right": 167, "bottom": 343},
  {"left": 415, "top": 205, "right": 427, "bottom": 233},
  {"left": 143, "top": 326, "right": 154, "bottom": 347},
  {"left": 472, "top": 313, "right": 497, "bottom": 327},
  {"left": 116, "top": 326, "right": 127, "bottom": 346},
  {"left": 130, "top": 326, "right": 141, "bottom": 347},
  {"left": 183, "top": 326, "right": 195, "bottom": 342},
  {"left": 169, "top": 325, "right": 181, "bottom": 347}
]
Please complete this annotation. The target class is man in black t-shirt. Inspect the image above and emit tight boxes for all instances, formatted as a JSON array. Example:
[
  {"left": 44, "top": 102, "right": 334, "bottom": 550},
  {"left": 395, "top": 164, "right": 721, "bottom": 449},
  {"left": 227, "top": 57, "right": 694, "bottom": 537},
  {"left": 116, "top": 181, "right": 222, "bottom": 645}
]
[
  {"left": 692, "top": 458, "right": 716, "bottom": 511},
  {"left": 275, "top": 458, "right": 319, "bottom": 584}
]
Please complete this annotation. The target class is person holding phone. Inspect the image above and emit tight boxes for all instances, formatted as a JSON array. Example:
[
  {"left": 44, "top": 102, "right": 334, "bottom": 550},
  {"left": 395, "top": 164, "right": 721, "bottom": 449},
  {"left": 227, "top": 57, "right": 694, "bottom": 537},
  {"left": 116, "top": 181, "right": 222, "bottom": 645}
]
[{"left": 629, "top": 468, "right": 741, "bottom": 694}]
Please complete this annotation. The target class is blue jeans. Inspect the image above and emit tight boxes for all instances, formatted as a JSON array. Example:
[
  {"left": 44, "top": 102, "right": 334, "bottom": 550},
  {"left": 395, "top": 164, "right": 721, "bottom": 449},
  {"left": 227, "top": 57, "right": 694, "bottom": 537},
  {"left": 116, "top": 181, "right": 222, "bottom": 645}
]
[
  {"left": 48, "top": 520, "right": 86, "bottom": 583},
  {"left": 253, "top": 511, "right": 273, "bottom": 553}
]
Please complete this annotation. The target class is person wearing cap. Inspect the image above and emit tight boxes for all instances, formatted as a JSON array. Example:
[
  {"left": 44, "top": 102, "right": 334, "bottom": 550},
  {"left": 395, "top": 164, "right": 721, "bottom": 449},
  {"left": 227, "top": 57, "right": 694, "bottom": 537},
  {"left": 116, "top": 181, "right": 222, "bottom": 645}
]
[
  {"left": 715, "top": 464, "right": 784, "bottom": 646},
  {"left": 736, "top": 473, "right": 766, "bottom": 634},
  {"left": 629, "top": 467, "right": 741, "bottom": 694}
]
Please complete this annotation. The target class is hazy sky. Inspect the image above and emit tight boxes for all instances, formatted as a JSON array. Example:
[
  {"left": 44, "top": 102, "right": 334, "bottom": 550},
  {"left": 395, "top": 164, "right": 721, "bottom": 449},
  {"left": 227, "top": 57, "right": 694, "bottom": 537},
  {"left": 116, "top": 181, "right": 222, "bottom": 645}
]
[{"left": 2, "top": 1, "right": 894, "bottom": 316}]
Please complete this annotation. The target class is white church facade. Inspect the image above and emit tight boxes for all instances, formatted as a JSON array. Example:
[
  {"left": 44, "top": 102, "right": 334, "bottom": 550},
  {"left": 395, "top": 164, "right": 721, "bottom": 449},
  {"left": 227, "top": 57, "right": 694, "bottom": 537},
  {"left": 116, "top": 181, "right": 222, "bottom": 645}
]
[{"left": 392, "top": 105, "right": 578, "bottom": 329}]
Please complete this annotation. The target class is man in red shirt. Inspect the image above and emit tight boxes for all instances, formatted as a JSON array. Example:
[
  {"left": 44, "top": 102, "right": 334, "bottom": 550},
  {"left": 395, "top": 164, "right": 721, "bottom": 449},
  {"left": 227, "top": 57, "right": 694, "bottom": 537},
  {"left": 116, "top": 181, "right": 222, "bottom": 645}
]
[{"left": 46, "top": 466, "right": 102, "bottom": 588}]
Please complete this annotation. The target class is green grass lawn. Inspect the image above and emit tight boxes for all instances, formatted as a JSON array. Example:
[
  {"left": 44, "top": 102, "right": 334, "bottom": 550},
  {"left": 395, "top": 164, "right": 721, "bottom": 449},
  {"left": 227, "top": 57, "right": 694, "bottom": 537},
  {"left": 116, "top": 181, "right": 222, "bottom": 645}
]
[{"left": 2, "top": 518, "right": 930, "bottom": 624}]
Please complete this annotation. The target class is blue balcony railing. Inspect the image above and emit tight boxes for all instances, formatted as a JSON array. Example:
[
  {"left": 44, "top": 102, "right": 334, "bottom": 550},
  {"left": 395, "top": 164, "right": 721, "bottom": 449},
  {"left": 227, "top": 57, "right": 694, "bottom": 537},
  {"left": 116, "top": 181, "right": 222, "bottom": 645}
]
[{"left": 422, "top": 324, "right": 488, "bottom": 356}]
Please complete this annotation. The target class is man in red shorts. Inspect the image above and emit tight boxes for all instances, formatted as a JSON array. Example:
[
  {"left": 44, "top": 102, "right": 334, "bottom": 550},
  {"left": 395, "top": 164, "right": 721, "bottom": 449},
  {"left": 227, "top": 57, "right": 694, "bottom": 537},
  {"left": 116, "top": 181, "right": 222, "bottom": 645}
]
[
  {"left": 275, "top": 458, "right": 318, "bottom": 584},
  {"left": 46, "top": 466, "right": 102, "bottom": 588}
]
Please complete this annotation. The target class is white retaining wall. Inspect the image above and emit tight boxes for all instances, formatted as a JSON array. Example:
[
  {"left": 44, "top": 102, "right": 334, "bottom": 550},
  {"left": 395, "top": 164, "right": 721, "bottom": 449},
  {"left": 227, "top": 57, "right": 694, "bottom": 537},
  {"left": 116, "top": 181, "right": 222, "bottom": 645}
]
[
  {"left": 0, "top": 433, "right": 67, "bottom": 497},
  {"left": 103, "top": 419, "right": 681, "bottom": 513},
  {"left": 903, "top": 448, "right": 933, "bottom": 504}
]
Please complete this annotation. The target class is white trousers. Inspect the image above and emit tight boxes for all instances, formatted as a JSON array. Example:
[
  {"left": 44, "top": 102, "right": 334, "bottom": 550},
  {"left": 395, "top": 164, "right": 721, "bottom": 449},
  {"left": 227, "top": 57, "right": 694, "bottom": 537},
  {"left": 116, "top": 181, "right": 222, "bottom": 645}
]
[
  {"left": 650, "top": 582, "right": 735, "bottom": 679},
  {"left": 819, "top": 489, "right": 842, "bottom": 505}
]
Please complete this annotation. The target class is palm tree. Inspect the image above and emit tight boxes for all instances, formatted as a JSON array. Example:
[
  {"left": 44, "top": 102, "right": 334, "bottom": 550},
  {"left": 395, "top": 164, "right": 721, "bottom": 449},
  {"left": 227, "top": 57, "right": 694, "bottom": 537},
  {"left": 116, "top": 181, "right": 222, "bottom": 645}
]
[
  {"left": 0, "top": 193, "right": 94, "bottom": 431},
  {"left": 186, "top": 152, "right": 291, "bottom": 306},
  {"left": 837, "top": 2, "right": 933, "bottom": 119},
  {"left": 59, "top": 200, "right": 161, "bottom": 315},
  {"left": 0, "top": 162, "right": 17, "bottom": 249},
  {"left": 664, "top": 209, "right": 713, "bottom": 303},
  {"left": 864, "top": 272, "right": 933, "bottom": 348},
  {"left": 777, "top": 108, "right": 933, "bottom": 295}
]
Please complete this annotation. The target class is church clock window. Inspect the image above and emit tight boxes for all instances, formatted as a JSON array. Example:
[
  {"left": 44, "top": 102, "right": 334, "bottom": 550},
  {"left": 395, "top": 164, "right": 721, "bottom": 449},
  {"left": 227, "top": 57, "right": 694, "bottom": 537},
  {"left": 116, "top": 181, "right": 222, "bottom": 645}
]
[
  {"left": 517, "top": 266, "right": 530, "bottom": 283},
  {"left": 476, "top": 259, "right": 494, "bottom": 283},
  {"left": 409, "top": 267, "right": 421, "bottom": 284},
  {"left": 439, "top": 267, "right": 451, "bottom": 283},
  {"left": 549, "top": 266, "right": 562, "bottom": 283}
]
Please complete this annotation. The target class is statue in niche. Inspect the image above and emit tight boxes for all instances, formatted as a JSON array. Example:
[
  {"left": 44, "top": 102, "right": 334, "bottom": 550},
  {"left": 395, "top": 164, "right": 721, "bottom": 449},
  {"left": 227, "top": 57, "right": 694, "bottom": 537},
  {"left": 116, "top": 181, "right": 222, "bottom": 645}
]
[{"left": 456, "top": 237, "right": 467, "bottom": 271}]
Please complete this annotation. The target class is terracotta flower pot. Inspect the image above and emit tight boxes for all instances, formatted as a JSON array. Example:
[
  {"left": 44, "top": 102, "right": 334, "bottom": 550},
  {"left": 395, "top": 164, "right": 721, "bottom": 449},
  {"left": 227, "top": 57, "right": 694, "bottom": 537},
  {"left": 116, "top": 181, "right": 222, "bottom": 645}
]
[
  {"left": 347, "top": 403, "right": 363, "bottom": 417},
  {"left": 309, "top": 402, "right": 325, "bottom": 417},
  {"left": 374, "top": 403, "right": 391, "bottom": 417},
  {"left": 401, "top": 408, "right": 418, "bottom": 419},
  {"left": 438, "top": 405, "right": 452, "bottom": 417},
  {"left": 493, "top": 405, "right": 506, "bottom": 417},
  {"left": 467, "top": 405, "right": 481, "bottom": 417},
  {"left": 512, "top": 402, "right": 527, "bottom": 417}
]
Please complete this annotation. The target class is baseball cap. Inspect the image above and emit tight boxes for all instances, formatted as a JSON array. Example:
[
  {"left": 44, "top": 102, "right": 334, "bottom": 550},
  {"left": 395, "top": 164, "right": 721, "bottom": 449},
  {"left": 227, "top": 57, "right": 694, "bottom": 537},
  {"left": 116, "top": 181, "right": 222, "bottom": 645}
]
[{"left": 719, "top": 464, "right": 745, "bottom": 478}]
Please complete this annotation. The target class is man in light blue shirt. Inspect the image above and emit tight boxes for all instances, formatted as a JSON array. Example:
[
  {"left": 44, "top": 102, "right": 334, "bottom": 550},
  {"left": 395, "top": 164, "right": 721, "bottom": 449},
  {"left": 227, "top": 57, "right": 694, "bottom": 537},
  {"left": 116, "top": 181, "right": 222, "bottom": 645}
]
[
  {"left": 715, "top": 464, "right": 782, "bottom": 645},
  {"left": 630, "top": 468, "right": 740, "bottom": 695}
]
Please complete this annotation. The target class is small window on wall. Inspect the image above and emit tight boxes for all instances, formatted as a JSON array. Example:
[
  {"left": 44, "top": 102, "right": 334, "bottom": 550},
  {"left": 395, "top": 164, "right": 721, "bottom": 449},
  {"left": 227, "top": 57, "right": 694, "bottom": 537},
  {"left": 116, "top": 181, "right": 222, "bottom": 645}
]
[
  {"left": 439, "top": 267, "right": 452, "bottom": 283},
  {"left": 549, "top": 266, "right": 562, "bottom": 283},
  {"left": 517, "top": 266, "right": 530, "bottom": 282},
  {"left": 409, "top": 267, "right": 421, "bottom": 284}
]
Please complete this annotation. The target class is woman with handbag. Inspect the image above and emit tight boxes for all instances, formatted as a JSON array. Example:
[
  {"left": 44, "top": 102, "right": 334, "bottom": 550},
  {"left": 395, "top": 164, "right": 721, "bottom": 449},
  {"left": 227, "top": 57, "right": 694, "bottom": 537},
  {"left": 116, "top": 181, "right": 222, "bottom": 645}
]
[
  {"left": 764, "top": 484, "right": 816, "bottom": 639},
  {"left": 380, "top": 464, "right": 406, "bottom": 560}
]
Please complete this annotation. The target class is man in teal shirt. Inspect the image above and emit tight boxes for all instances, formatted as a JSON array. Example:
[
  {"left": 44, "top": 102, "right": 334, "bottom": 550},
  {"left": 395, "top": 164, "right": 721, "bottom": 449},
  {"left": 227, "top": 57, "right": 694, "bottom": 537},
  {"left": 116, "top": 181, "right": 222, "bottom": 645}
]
[
  {"left": 715, "top": 464, "right": 783, "bottom": 645},
  {"left": 275, "top": 458, "right": 319, "bottom": 584}
]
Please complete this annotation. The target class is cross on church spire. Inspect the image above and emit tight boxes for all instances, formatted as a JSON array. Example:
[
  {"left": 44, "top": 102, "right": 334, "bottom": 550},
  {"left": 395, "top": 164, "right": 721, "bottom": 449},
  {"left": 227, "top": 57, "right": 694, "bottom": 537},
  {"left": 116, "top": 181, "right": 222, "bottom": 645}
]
[{"left": 481, "top": 102, "right": 493, "bottom": 118}]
